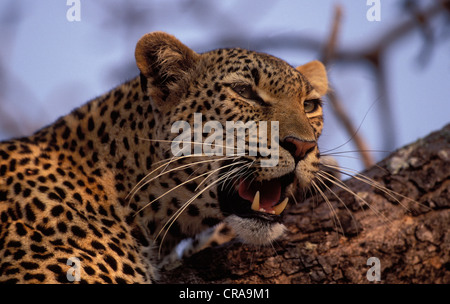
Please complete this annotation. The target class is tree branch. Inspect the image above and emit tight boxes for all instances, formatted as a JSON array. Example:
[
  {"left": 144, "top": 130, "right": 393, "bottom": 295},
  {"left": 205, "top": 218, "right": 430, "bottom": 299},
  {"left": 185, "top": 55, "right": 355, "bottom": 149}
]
[{"left": 160, "top": 124, "right": 450, "bottom": 283}]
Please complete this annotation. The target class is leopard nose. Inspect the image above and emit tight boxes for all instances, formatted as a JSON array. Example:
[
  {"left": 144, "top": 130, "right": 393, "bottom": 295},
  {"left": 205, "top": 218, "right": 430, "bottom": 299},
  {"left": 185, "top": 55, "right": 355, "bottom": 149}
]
[{"left": 282, "top": 136, "right": 317, "bottom": 162}]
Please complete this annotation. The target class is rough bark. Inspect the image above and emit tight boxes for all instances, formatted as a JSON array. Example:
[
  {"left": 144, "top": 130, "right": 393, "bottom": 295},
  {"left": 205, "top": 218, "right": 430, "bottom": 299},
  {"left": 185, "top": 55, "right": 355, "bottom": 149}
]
[{"left": 160, "top": 124, "right": 450, "bottom": 284}]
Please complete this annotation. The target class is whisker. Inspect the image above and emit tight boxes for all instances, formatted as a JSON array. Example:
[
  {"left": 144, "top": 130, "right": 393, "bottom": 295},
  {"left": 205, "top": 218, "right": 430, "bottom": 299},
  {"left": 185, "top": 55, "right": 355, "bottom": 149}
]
[
  {"left": 317, "top": 169, "right": 392, "bottom": 224},
  {"left": 321, "top": 149, "right": 390, "bottom": 156},
  {"left": 289, "top": 188, "right": 299, "bottom": 205},
  {"left": 135, "top": 169, "right": 208, "bottom": 216},
  {"left": 127, "top": 153, "right": 207, "bottom": 201},
  {"left": 130, "top": 136, "right": 266, "bottom": 204},
  {"left": 322, "top": 163, "right": 428, "bottom": 212},
  {"left": 219, "top": 159, "right": 252, "bottom": 192},
  {"left": 136, "top": 137, "right": 245, "bottom": 154},
  {"left": 195, "top": 157, "right": 247, "bottom": 192},
  {"left": 137, "top": 160, "right": 247, "bottom": 216},
  {"left": 320, "top": 96, "right": 379, "bottom": 155},
  {"left": 311, "top": 180, "right": 345, "bottom": 235},
  {"left": 315, "top": 172, "right": 359, "bottom": 234},
  {"left": 223, "top": 160, "right": 255, "bottom": 193},
  {"left": 154, "top": 161, "right": 246, "bottom": 233},
  {"left": 156, "top": 162, "right": 245, "bottom": 256},
  {"left": 219, "top": 164, "right": 250, "bottom": 192},
  {"left": 223, "top": 164, "right": 255, "bottom": 199},
  {"left": 129, "top": 135, "right": 255, "bottom": 200},
  {"left": 127, "top": 154, "right": 236, "bottom": 204}
]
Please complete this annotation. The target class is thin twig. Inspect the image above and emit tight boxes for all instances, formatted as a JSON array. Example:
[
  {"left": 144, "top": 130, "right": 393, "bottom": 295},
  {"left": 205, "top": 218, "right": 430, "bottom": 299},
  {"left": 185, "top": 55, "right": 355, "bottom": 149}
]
[
  {"left": 321, "top": 5, "right": 375, "bottom": 169},
  {"left": 326, "top": 88, "right": 375, "bottom": 168}
]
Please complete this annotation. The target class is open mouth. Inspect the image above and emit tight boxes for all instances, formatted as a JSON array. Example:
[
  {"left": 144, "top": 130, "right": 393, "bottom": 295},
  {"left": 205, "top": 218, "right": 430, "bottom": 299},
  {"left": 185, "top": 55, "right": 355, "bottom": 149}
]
[{"left": 218, "top": 171, "right": 295, "bottom": 222}]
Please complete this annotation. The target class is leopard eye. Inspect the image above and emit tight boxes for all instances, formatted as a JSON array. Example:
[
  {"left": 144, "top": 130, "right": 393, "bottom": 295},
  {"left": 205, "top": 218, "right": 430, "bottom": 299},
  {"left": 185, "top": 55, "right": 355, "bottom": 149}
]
[
  {"left": 231, "top": 84, "right": 254, "bottom": 100},
  {"left": 230, "top": 83, "right": 268, "bottom": 106},
  {"left": 303, "top": 99, "right": 321, "bottom": 113}
]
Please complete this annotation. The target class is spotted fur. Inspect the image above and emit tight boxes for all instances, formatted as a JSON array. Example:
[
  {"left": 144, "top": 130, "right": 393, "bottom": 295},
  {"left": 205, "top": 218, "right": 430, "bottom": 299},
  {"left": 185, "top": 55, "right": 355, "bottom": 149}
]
[{"left": 0, "top": 32, "right": 328, "bottom": 283}]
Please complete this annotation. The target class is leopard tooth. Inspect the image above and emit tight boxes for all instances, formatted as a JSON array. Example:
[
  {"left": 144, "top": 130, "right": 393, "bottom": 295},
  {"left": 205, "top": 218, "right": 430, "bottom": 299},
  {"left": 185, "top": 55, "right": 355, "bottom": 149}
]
[
  {"left": 273, "top": 197, "right": 289, "bottom": 215},
  {"left": 251, "top": 191, "right": 260, "bottom": 212}
]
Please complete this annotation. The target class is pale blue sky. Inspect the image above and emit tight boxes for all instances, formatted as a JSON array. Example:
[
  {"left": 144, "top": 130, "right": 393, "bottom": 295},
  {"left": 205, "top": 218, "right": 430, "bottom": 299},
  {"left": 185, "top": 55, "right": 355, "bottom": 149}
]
[{"left": 1, "top": 0, "right": 449, "bottom": 173}]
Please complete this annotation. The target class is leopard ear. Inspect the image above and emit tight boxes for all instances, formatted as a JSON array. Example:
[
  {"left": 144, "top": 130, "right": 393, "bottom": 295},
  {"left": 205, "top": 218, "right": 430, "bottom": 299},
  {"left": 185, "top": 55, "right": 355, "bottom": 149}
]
[
  {"left": 296, "top": 60, "right": 328, "bottom": 96},
  {"left": 135, "top": 32, "right": 200, "bottom": 104}
]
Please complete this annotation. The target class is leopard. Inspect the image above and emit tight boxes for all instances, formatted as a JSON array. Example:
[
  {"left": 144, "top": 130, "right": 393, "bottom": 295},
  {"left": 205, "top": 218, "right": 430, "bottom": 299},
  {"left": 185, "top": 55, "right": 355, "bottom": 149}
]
[{"left": 0, "top": 31, "right": 329, "bottom": 283}]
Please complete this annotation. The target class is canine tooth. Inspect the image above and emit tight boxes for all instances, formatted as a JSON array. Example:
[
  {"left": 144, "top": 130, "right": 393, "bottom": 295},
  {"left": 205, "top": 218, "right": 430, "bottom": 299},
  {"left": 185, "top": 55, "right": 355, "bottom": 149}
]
[
  {"left": 273, "top": 197, "right": 289, "bottom": 215},
  {"left": 251, "top": 191, "right": 260, "bottom": 211}
]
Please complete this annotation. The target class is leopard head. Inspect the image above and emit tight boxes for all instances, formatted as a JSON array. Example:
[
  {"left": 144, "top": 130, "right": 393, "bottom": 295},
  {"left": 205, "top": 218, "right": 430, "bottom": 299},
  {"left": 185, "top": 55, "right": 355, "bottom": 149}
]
[{"left": 135, "top": 32, "right": 327, "bottom": 246}]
